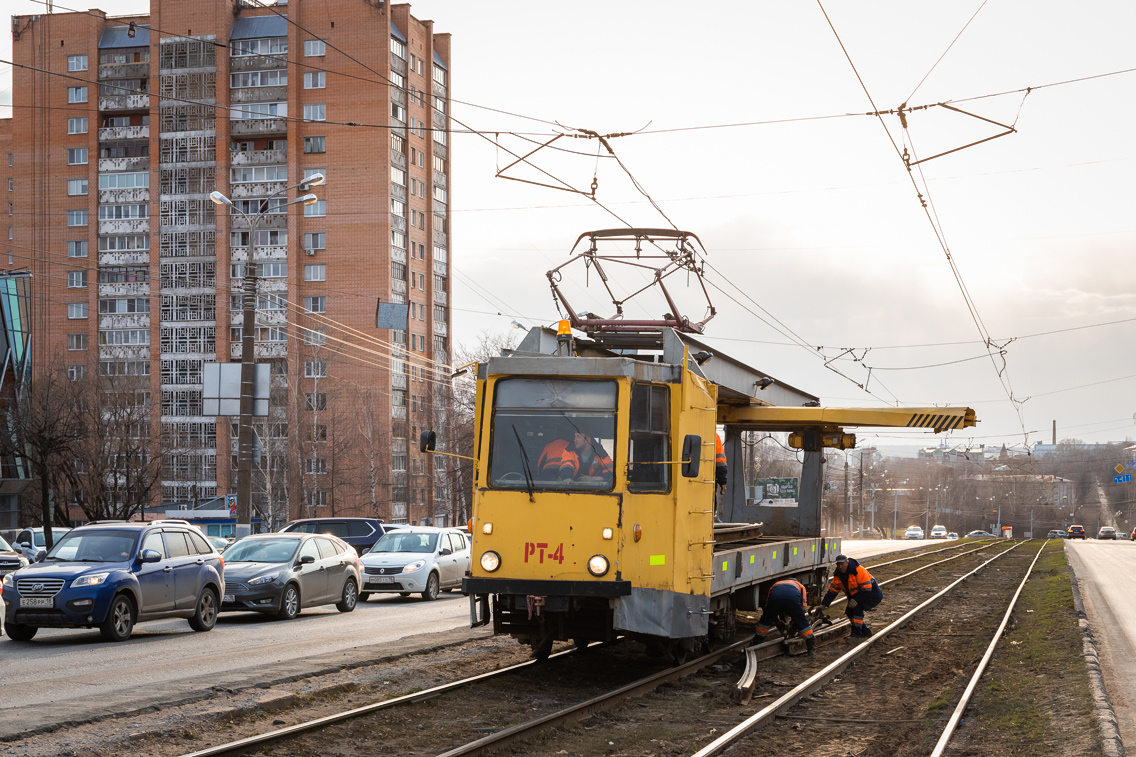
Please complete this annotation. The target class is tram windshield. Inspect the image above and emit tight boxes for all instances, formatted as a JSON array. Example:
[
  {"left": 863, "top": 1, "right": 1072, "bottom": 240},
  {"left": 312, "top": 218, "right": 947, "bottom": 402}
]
[{"left": 489, "top": 378, "right": 616, "bottom": 492}]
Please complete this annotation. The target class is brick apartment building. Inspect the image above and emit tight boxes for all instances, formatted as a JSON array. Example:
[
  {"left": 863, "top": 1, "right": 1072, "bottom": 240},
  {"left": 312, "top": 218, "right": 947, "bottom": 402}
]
[{"left": 1, "top": 1, "right": 454, "bottom": 530}]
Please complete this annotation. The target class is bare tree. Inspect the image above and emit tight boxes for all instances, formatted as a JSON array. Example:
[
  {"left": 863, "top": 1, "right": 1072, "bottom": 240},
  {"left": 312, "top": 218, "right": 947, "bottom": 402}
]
[{"left": 0, "top": 364, "right": 88, "bottom": 548}]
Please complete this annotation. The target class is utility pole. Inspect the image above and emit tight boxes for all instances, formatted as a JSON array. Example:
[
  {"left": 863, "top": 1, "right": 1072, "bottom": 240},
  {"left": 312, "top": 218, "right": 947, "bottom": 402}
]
[
  {"left": 893, "top": 489, "right": 898, "bottom": 537},
  {"left": 858, "top": 452, "right": 865, "bottom": 535},
  {"left": 843, "top": 454, "right": 850, "bottom": 537}
]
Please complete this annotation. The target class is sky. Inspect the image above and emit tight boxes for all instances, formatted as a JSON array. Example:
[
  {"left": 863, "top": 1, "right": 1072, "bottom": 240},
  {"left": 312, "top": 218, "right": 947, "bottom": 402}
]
[{"left": 3, "top": 0, "right": 1135, "bottom": 452}]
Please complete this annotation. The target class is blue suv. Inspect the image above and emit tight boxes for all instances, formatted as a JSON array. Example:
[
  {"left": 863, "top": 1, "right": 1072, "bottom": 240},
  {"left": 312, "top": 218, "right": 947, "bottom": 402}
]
[{"left": 2, "top": 522, "right": 224, "bottom": 642}]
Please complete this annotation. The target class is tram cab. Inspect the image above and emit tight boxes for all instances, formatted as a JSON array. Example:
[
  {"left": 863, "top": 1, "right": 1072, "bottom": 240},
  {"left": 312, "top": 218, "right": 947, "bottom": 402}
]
[{"left": 458, "top": 337, "right": 719, "bottom": 656}]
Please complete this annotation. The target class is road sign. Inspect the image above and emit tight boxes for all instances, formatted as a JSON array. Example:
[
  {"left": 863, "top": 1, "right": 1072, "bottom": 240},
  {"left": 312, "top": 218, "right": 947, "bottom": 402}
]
[
  {"left": 1113, "top": 474, "right": 1132, "bottom": 484},
  {"left": 1115, "top": 464, "right": 1125, "bottom": 474}
]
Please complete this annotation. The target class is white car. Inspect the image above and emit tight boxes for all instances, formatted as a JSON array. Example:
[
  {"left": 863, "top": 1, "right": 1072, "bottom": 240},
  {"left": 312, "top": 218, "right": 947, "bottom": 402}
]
[
  {"left": 947, "top": 532, "right": 959, "bottom": 540},
  {"left": 904, "top": 526, "right": 924, "bottom": 540},
  {"left": 930, "top": 525, "right": 948, "bottom": 539},
  {"left": 12, "top": 527, "right": 72, "bottom": 562},
  {"left": 359, "top": 527, "right": 470, "bottom": 601}
]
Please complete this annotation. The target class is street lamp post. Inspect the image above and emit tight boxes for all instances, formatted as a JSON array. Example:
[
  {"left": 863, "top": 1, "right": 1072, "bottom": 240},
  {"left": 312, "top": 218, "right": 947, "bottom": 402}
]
[{"left": 209, "top": 175, "right": 324, "bottom": 537}]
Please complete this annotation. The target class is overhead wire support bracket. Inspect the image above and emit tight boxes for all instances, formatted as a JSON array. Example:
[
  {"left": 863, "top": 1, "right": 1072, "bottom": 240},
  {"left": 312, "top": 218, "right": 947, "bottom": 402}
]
[
  {"left": 900, "top": 103, "right": 1017, "bottom": 168},
  {"left": 494, "top": 132, "right": 597, "bottom": 197}
]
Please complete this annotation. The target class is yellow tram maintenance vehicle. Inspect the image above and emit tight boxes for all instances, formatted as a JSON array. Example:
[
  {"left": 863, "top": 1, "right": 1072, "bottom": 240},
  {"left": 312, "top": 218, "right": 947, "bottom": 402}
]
[{"left": 428, "top": 230, "right": 977, "bottom": 660}]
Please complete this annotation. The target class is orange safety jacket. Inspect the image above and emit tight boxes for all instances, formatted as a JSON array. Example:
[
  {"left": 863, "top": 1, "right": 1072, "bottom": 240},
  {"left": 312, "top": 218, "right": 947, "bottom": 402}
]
[
  {"left": 537, "top": 439, "right": 579, "bottom": 479},
  {"left": 770, "top": 579, "right": 808, "bottom": 610},
  {"left": 715, "top": 433, "right": 728, "bottom": 486},
  {"left": 825, "top": 558, "right": 875, "bottom": 599},
  {"left": 585, "top": 450, "right": 613, "bottom": 477}
]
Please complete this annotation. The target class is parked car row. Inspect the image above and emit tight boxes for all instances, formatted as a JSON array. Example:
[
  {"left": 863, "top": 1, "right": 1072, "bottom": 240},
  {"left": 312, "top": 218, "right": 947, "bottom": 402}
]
[{"left": 2, "top": 518, "right": 471, "bottom": 643}]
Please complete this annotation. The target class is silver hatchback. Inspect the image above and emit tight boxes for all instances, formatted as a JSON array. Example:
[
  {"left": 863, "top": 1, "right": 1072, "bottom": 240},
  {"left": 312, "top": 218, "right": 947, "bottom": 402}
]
[{"left": 359, "top": 527, "right": 470, "bottom": 601}]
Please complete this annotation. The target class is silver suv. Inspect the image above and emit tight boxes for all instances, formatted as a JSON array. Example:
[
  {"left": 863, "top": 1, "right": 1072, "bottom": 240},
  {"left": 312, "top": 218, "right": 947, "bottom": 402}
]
[{"left": 13, "top": 527, "right": 73, "bottom": 562}]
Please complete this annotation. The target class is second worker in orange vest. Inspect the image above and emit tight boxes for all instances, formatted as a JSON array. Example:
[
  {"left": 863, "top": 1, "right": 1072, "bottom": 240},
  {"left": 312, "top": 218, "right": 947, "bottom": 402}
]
[{"left": 821, "top": 554, "right": 883, "bottom": 638}]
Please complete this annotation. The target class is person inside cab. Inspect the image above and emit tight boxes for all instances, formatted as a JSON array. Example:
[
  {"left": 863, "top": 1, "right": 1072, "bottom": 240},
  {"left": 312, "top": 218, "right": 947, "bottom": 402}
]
[{"left": 537, "top": 430, "right": 612, "bottom": 484}]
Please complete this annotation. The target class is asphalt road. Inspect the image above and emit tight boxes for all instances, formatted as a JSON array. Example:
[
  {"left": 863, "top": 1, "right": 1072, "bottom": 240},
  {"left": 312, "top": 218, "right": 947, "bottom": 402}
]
[
  {"left": 1064, "top": 538, "right": 1136, "bottom": 752},
  {"left": 0, "top": 537, "right": 920, "bottom": 722},
  {"left": 0, "top": 591, "right": 472, "bottom": 709}
]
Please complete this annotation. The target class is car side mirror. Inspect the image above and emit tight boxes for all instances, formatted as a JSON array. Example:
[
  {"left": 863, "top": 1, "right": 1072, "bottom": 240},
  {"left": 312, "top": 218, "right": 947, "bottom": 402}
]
[
  {"left": 440, "top": 547, "right": 452, "bottom": 556},
  {"left": 681, "top": 434, "right": 701, "bottom": 478},
  {"left": 19, "top": 541, "right": 30, "bottom": 549},
  {"left": 141, "top": 549, "right": 162, "bottom": 563},
  {"left": 299, "top": 555, "right": 316, "bottom": 565},
  {"left": 420, "top": 430, "right": 436, "bottom": 453}
]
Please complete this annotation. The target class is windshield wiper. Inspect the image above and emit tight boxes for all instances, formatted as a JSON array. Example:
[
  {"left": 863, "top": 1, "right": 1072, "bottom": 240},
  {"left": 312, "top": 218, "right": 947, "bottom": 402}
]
[{"left": 512, "top": 425, "right": 536, "bottom": 502}]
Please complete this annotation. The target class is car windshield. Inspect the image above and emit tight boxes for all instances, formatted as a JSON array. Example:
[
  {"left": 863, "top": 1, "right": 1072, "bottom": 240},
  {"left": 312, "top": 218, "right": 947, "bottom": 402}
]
[
  {"left": 488, "top": 378, "right": 617, "bottom": 493},
  {"left": 224, "top": 538, "right": 299, "bottom": 563},
  {"left": 0, "top": 536, "right": 11, "bottom": 552},
  {"left": 370, "top": 531, "right": 438, "bottom": 554},
  {"left": 45, "top": 530, "right": 138, "bottom": 562}
]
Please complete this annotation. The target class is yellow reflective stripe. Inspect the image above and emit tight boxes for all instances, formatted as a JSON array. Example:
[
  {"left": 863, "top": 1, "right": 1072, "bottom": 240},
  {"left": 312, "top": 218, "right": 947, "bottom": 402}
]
[
  {"left": 721, "top": 561, "right": 728, "bottom": 572},
  {"left": 649, "top": 554, "right": 665, "bottom": 566},
  {"left": 749, "top": 555, "right": 755, "bottom": 564},
  {"left": 772, "top": 551, "right": 777, "bottom": 559},
  {"left": 793, "top": 547, "right": 798, "bottom": 555}
]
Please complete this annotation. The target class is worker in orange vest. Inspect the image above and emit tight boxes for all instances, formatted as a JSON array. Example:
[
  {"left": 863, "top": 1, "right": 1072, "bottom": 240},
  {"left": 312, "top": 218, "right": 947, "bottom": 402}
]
[
  {"left": 752, "top": 578, "right": 816, "bottom": 654},
  {"left": 821, "top": 554, "right": 883, "bottom": 638},
  {"left": 715, "top": 433, "right": 727, "bottom": 492}
]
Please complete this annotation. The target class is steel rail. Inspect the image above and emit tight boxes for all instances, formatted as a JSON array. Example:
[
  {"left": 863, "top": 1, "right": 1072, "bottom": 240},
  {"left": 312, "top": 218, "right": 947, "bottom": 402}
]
[
  {"left": 692, "top": 540, "right": 1028, "bottom": 757},
  {"left": 929, "top": 540, "right": 1048, "bottom": 756},
  {"left": 862, "top": 538, "right": 998, "bottom": 571},
  {"left": 180, "top": 540, "right": 1014, "bottom": 757},
  {"left": 176, "top": 648, "right": 582, "bottom": 757}
]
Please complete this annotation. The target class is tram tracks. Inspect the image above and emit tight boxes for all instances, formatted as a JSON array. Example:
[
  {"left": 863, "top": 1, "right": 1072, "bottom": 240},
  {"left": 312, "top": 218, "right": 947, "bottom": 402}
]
[{"left": 175, "top": 540, "right": 1017, "bottom": 757}]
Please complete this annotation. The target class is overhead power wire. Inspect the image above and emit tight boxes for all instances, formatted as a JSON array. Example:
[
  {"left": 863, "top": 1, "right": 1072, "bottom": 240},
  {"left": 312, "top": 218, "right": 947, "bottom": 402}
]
[{"left": 904, "top": 0, "right": 991, "bottom": 103}]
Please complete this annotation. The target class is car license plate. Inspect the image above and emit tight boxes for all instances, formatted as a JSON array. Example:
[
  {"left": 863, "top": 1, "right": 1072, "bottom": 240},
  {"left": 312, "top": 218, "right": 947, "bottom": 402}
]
[
  {"left": 20, "top": 597, "right": 52, "bottom": 608},
  {"left": 0, "top": 570, "right": 12, "bottom": 576},
  {"left": 368, "top": 577, "right": 395, "bottom": 585},
  {"left": 223, "top": 594, "right": 234, "bottom": 603}
]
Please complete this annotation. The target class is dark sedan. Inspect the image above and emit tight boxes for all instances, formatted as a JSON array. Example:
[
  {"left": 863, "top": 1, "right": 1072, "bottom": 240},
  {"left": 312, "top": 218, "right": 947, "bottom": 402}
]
[{"left": 220, "top": 533, "right": 361, "bottom": 620}]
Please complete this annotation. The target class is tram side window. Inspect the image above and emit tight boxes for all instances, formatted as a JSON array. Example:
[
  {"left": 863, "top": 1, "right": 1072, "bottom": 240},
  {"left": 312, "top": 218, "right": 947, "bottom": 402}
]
[
  {"left": 488, "top": 378, "right": 616, "bottom": 492},
  {"left": 628, "top": 384, "right": 670, "bottom": 493}
]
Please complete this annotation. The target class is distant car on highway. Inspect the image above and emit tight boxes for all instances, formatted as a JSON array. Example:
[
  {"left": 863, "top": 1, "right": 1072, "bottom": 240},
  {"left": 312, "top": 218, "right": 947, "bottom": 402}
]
[
  {"left": 947, "top": 532, "right": 959, "bottom": 540},
  {"left": 2, "top": 522, "right": 223, "bottom": 642},
  {"left": 1047, "top": 530, "right": 1068, "bottom": 539},
  {"left": 206, "top": 535, "right": 232, "bottom": 553},
  {"left": 965, "top": 530, "right": 996, "bottom": 538},
  {"left": 1118, "top": 532, "right": 1130, "bottom": 540},
  {"left": 1097, "top": 526, "right": 1117, "bottom": 540},
  {"left": 359, "top": 527, "right": 470, "bottom": 601},
  {"left": 220, "top": 533, "right": 361, "bottom": 619},
  {"left": 279, "top": 517, "right": 398, "bottom": 556},
  {"left": 1067, "top": 525, "right": 1087, "bottom": 540},
  {"left": 929, "top": 525, "right": 948, "bottom": 539},
  {"left": 904, "top": 526, "right": 924, "bottom": 540}
]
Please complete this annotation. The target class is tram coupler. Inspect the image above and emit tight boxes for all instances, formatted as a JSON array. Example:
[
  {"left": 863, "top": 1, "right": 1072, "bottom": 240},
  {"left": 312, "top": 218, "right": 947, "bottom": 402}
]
[{"left": 469, "top": 593, "right": 491, "bottom": 628}]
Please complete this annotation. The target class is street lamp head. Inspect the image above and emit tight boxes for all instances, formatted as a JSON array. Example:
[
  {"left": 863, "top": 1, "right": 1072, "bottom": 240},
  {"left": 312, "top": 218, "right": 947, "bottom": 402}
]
[
  {"left": 209, "top": 190, "right": 232, "bottom": 207},
  {"left": 297, "top": 193, "right": 320, "bottom": 206},
  {"left": 301, "top": 172, "right": 326, "bottom": 188}
]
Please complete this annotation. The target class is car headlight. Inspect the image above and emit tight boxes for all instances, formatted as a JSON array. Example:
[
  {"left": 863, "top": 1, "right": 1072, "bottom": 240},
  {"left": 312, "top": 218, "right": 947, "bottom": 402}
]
[
  {"left": 480, "top": 551, "right": 500, "bottom": 572},
  {"left": 72, "top": 572, "right": 111, "bottom": 588},
  {"left": 247, "top": 572, "right": 280, "bottom": 586},
  {"left": 587, "top": 554, "right": 609, "bottom": 577},
  {"left": 2, "top": 573, "right": 12, "bottom": 587},
  {"left": 401, "top": 560, "right": 426, "bottom": 573}
]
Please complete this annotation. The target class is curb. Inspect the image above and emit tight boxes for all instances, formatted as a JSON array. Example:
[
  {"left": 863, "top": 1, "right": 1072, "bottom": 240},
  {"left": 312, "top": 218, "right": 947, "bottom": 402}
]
[{"left": 1067, "top": 551, "right": 1125, "bottom": 757}]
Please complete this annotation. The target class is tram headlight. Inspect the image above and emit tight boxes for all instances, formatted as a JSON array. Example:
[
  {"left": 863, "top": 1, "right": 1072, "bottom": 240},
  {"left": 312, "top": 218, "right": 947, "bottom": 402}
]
[
  {"left": 480, "top": 551, "right": 501, "bottom": 572},
  {"left": 482, "top": 522, "right": 494, "bottom": 535},
  {"left": 587, "top": 554, "right": 609, "bottom": 577},
  {"left": 601, "top": 527, "right": 613, "bottom": 540}
]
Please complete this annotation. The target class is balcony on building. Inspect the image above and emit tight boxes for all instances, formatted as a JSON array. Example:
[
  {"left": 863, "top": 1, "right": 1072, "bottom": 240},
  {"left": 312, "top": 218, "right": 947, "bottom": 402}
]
[
  {"left": 229, "top": 118, "right": 287, "bottom": 137},
  {"left": 230, "top": 149, "right": 286, "bottom": 166},
  {"left": 433, "top": 321, "right": 448, "bottom": 337},
  {"left": 98, "top": 313, "right": 151, "bottom": 330},
  {"left": 229, "top": 213, "right": 286, "bottom": 230},
  {"left": 99, "top": 219, "right": 150, "bottom": 235},
  {"left": 98, "top": 187, "right": 149, "bottom": 205},
  {"left": 230, "top": 342, "right": 288, "bottom": 360},
  {"left": 392, "top": 373, "right": 408, "bottom": 390},
  {"left": 432, "top": 258, "right": 448, "bottom": 276},
  {"left": 231, "top": 86, "right": 287, "bottom": 104},
  {"left": 391, "top": 405, "right": 408, "bottom": 420},
  {"left": 99, "top": 281, "right": 150, "bottom": 298},
  {"left": 433, "top": 288, "right": 447, "bottom": 306},
  {"left": 391, "top": 278, "right": 407, "bottom": 295},
  {"left": 98, "top": 61, "right": 150, "bottom": 81},
  {"left": 98, "top": 345, "right": 151, "bottom": 361},
  {"left": 99, "top": 93, "right": 150, "bottom": 111},
  {"left": 98, "top": 156, "right": 150, "bottom": 173},
  {"left": 229, "top": 53, "right": 289, "bottom": 73},
  {"left": 230, "top": 181, "right": 286, "bottom": 200},
  {"left": 99, "top": 250, "right": 149, "bottom": 267},
  {"left": 98, "top": 124, "right": 149, "bottom": 142}
]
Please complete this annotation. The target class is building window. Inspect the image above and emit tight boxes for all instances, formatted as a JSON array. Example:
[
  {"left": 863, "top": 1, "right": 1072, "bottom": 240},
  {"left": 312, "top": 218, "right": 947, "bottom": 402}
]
[
  {"left": 391, "top": 229, "right": 406, "bottom": 250},
  {"left": 390, "top": 166, "right": 406, "bottom": 186},
  {"left": 99, "top": 172, "right": 149, "bottom": 189},
  {"left": 303, "top": 136, "right": 325, "bottom": 154},
  {"left": 391, "top": 262, "right": 406, "bottom": 280},
  {"left": 304, "top": 39, "right": 326, "bottom": 57},
  {"left": 433, "top": 186, "right": 447, "bottom": 203},
  {"left": 303, "top": 104, "right": 326, "bottom": 122},
  {"left": 67, "top": 271, "right": 88, "bottom": 288},
  {"left": 67, "top": 302, "right": 88, "bottom": 319},
  {"left": 433, "top": 64, "right": 446, "bottom": 86},
  {"left": 67, "top": 210, "right": 88, "bottom": 226},
  {"left": 99, "top": 329, "right": 150, "bottom": 346},
  {"left": 67, "top": 55, "right": 88, "bottom": 72},
  {"left": 67, "top": 333, "right": 88, "bottom": 351},
  {"left": 67, "top": 364, "right": 88, "bottom": 380},
  {"left": 303, "top": 232, "right": 325, "bottom": 251},
  {"left": 390, "top": 37, "right": 406, "bottom": 59},
  {"left": 434, "top": 304, "right": 447, "bottom": 322},
  {"left": 304, "top": 295, "right": 326, "bottom": 314},
  {"left": 391, "top": 198, "right": 405, "bottom": 218},
  {"left": 303, "top": 71, "right": 325, "bottom": 88},
  {"left": 305, "top": 392, "right": 327, "bottom": 411},
  {"left": 305, "top": 328, "right": 327, "bottom": 346},
  {"left": 391, "top": 103, "right": 406, "bottom": 123},
  {"left": 67, "top": 148, "right": 88, "bottom": 165},
  {"left": 230, "top": 70, "right": 287, "bottom": 88},
  {"left": 67, "top": 179, "right": 88, "bottom": 196},
  {"left": 304, "top": 458, "right": 327, "bottom": 475},
  {"left": 67, "top": 86, "right": 88, "bottom": 103},
  {"left": 304, "top": 360, "right": 326, "bottom": 378},
  {"left": 303, "top": 199, "right": 326, "bottom": 217},
  {"left": 304, "top": 264, "right": 326, "bottom": 282},
  {"left": 67, "top": 117, "right": 89, "bottom": 134},
  {"left": 303, "top": 167, "right": 326, "bottom": 183},
  {"left": 67, "top": 240, "right": 88, "bottom": 258}
]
